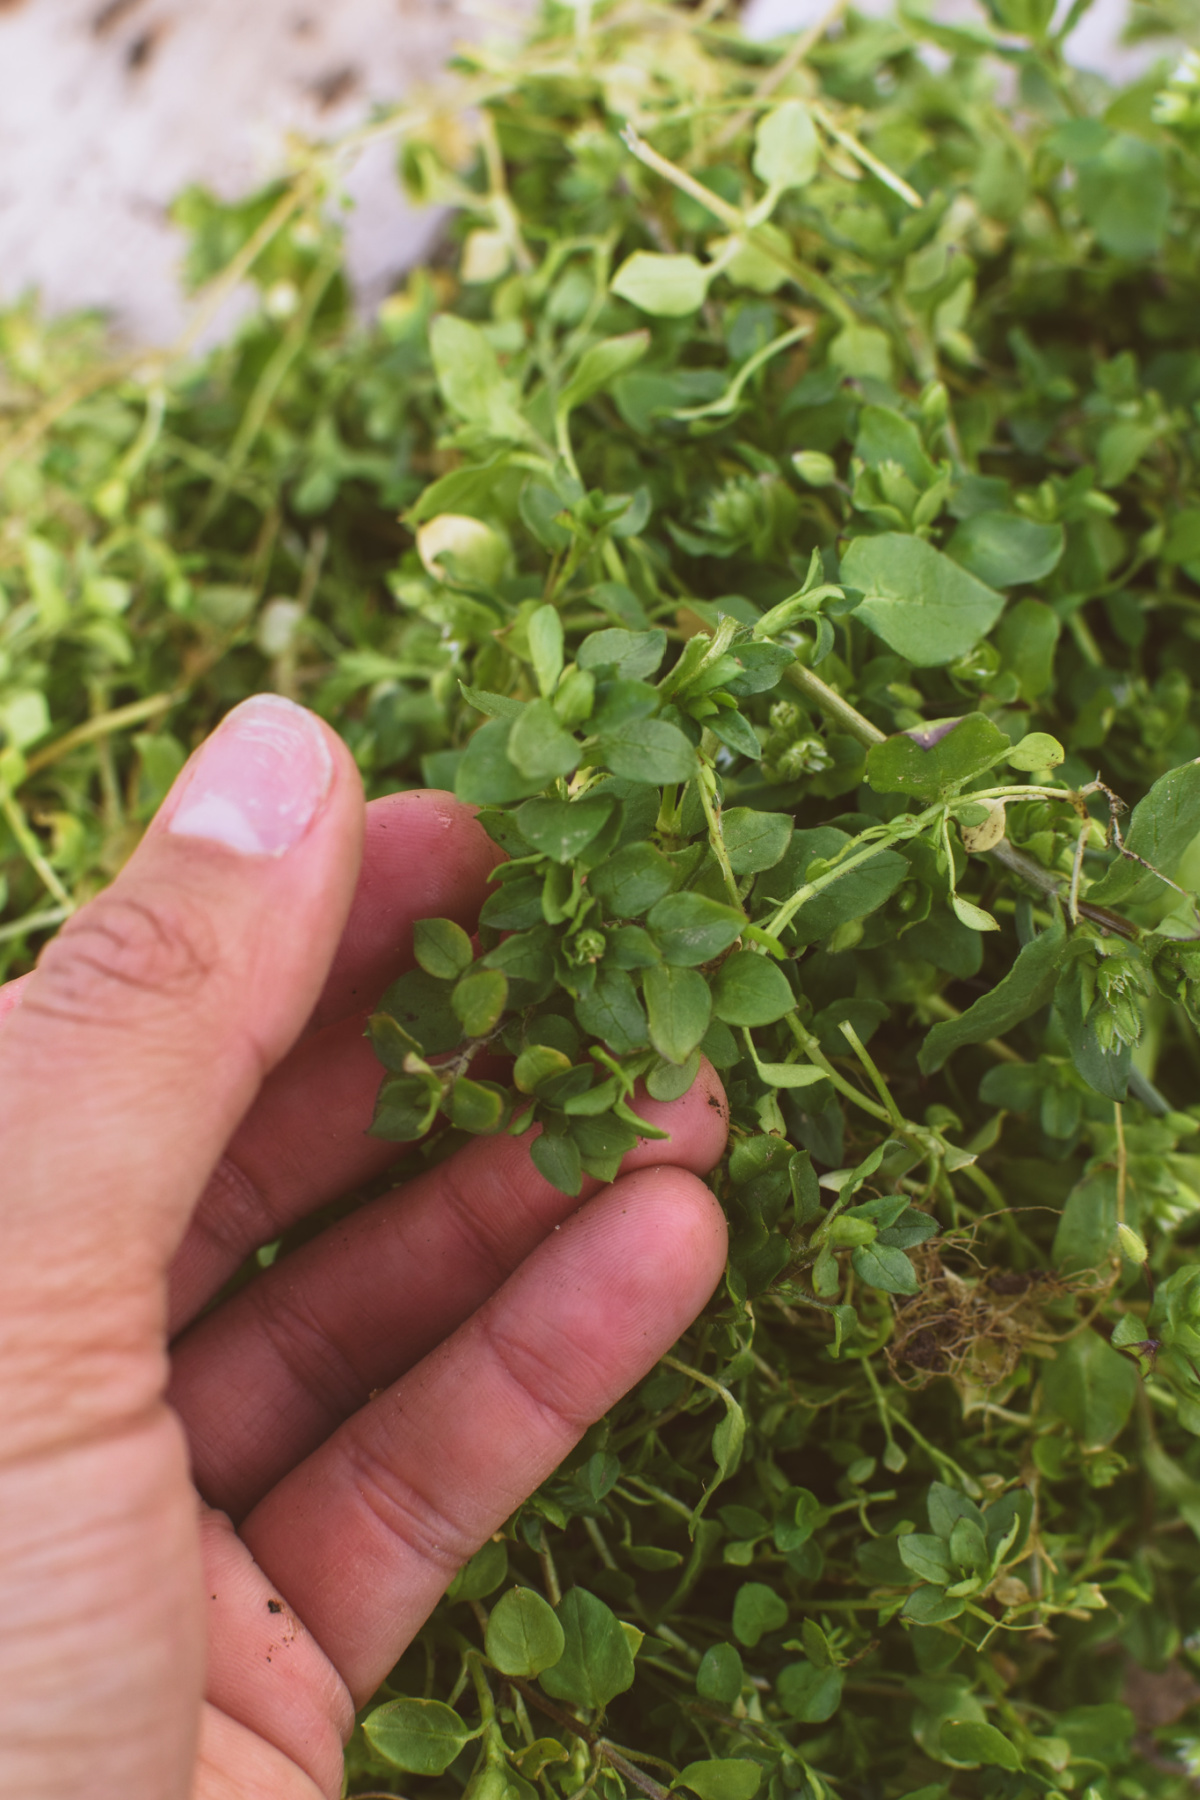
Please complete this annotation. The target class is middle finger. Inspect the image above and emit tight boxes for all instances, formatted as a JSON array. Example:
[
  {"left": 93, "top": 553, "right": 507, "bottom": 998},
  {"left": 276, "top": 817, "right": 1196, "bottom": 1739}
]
[{"left": 168, "top": 1065, "right": 729, "bottom": 1519}]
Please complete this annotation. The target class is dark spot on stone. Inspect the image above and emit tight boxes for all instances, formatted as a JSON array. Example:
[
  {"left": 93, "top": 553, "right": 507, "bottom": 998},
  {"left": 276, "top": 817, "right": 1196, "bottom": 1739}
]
[
  {"left": 267, "top": 1598, "right": 283, "bottom": 1614},
  {"left": 92, "top": 0, "right": 147, "bottom": 33},
  {"left": 311, "top": 64, "right": 359, "bottom": 110},
  {"left": 126, "top": 25, "right": 163, "bottom": 70}
]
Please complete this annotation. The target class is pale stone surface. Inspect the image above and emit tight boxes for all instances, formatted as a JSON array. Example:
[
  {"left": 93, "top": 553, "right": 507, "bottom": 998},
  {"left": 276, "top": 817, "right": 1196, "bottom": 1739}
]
[
  {"left": 0, "top": 0, "right": 492, "bottom": 344},
  {"left": 0, "top": 0, "right": 1177, "bottom": 347}
]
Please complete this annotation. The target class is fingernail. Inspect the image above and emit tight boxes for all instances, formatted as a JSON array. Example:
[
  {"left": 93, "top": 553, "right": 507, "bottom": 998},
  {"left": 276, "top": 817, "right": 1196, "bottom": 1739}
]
[{"left": 166, "top": 695, "right": 333, "bottom": 857}]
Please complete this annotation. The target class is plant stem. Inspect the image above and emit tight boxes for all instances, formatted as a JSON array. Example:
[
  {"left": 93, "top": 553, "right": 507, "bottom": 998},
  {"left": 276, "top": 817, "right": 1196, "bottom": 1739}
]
[
  {"left": 0, "top": 791, "right": 74, "bottom": 912},
  {"left": 697, "top": 767, "right": 742, "bottom": 907},
  {"left": 22, "top": 691, "right": 183, "bottom": 778}
]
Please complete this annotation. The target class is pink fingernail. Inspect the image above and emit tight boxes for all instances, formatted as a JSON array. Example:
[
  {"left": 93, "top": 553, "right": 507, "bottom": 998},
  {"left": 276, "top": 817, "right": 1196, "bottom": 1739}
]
[{"left": 166, "top": 695, "right": 333, "bottom": 857}]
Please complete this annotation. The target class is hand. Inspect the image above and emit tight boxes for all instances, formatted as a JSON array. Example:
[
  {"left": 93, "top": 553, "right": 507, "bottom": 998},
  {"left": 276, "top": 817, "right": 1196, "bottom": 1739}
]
[{"left": 0, "top": 696, "right": 729, "bottom": 1800}]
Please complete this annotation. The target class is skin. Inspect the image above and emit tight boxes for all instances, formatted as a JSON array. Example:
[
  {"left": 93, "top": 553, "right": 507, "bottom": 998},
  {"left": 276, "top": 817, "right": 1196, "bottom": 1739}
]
[{"left": 0, "top": 706, "right": 729, "bottom": 1800}]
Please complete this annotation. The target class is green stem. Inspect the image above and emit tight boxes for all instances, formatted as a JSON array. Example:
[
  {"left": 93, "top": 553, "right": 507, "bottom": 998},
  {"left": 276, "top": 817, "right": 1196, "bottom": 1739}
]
[
  {"left": 839, "top": 1020, "right": 903, "bottom": 1126},
  {"left": 782, "top": 1015, "right": 893, "bottom": 1127},
  {"left": 697, "top": 766, "right": 742, "bottom": 908},
  {"left": 784, "top": 661, "right": 884, "bottom": 747},
  {"left": 0, "top": 904, "right": 70, "bottom": 945},
  {"left": 0, "top": 791, "right": 74, "bottom": 912}
]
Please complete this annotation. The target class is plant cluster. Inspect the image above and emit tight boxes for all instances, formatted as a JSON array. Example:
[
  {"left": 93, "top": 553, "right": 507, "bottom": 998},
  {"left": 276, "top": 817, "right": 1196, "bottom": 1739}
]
[{"left": 5, "top": 1, "right": 1200, "bottom": 1794}]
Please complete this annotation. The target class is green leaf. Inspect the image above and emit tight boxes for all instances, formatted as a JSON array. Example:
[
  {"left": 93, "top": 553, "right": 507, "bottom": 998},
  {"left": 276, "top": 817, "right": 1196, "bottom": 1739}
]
[
  {"left": 865, "top": 715, "right": 1010, "bottom": 801},
  {"left": 516, "top": 795, "right": 615, "bottom": 863},
  {"left": 753, "top": 99, "right": 820, "bottom": 189},
  {"left": 514, "top": 1043, "right": 574, "bottom": 1093},
  {"left": 362, "top": 1697, "right": 473, "bottom": 1774},
  {"left": 773, "top": 829, "right": 908, "bottom": 943},
  {"left": 1055, "top": 958, "right": 1132, "bottom": 1102},
  {"left": 945, "top": 512, "right": 1064, "bottom": 587},
  {"left": 830, "top": 322, "right": 893, "bottom": 382},
  {"left": 1007, "top": 732, "right": 1063, "bottom": 771},
  {"left": 901, "top": 1587, "right": 965, "bottom": 1624},
  {"left": 459, "top": 682, "right": 527, "bottom": 722},
  {"left": 697, "top": 1643, "right": 744, "bottom": 1706},
  {"left": 1042, "top": 1328, "right": 1138, "bottom": 1447},
  {"left": 949, "top": 1514, "right": 988, "bottom": 1574},
  {"left": 429, "top": 314, "right": 530, "bottom": 441},
  {"left": 898, "top": 1532, "right": 954, "bottom": 1584},
  {"left": 377, "top": 968, "right": 464, "bottom": 1056},
  {"left": 644, "top": 963, "right": 713, "bottom": 1063},
  {"left": 365, "top": 1011, "right": 421, "bottom": 1072},
  {"left": 539, "top": 1588, "right": 636, "bottom": 1712},
  {"left": 486, "top": 1586, "right": 567, "bottom": 1678},
  {"left": 646, "top": 891, "right": 744, "bottom": 965},
  {"left": 646, "top": 1048, "right": 701, "bottom": 1099},
  {"left": 939, "top": 1720, "right": 1022, "bottom": 1772},
  {"left": 732, "top": 1581, "right": 788, "bottom": 1647},
  {"left": 589, "top": 842, "right": 677, "bottom": 917},
  {"left": 1053, "top": 1170, "right": 1128, "bottom": 1273},
  {"left": 578, "top": 628, "right": 667, "bottom": 679},
  {"left": 678, "top": 1761, "right": 762, "bottom": 1800},
  {"left": 571, "top": 1109, "right": 641, "bottom": 1181},
  {"left": 950, "top": 895, "right": 999, "bottom": 933},
  {"left": 611, "top": 251, "right": 710, "bottom": 317},
  {"left": 368, "top": 1073, "right": 442, "bottom": 1141},
  {"left": 457, "top": 718, "right": 546, "bottom": 804},
  {"left": 593, "top": 716, "right": 699, "bottom": 784},
  {"left": 413, "top": 916, "right": 473, "bottom": 980},
  {"left": 777, "top": 1659, "right": 844, "bottom": 1723},
  {"left": 842, "top": 534, "right": 1005, "bottom": 667},
  {"left": 575, "top": 966, "right": 651, "bottom": 1053},
  {"left": 928, "top": 1483, "right": 985, "bottom": 1541},
  {"left": 1076, "top": 133, "right": 1169, "bottom": 259},
  {"left": 508, "top": 698, "right": 581, "bottom": 782},
  {"left": 528, "top": 604, "right": 565, "bottom": 698},
  {"left": 918, "top": 912, "right": 1067, "bottom": 1074},
  {"left": 406, "top": 450, "right": 518, "bottom": 527},
  {"left": 481, "top": 875, "right": 544, "bottom": 930},
  {"left": 530, "top": 1131, "right": 583, "bottom": 1197},
  {"left": 452, "top": 967, "right": 508, "bottom": 1036},
  {"left": 855, "top": 404, "right": 936, "bottom": 486},
  {"left": 447, "top": 1538, "right": 509, "bottom": 1603},
  {"left": 450, "top": 1077, "right": 507, "bottom": 1132},
  {"left": 557, "top": 331, "right": 650, "bottom": 419},
  {"left": 1086, "top": 756, "right": 1200, "bottom": 907},
  {"left": 711, "top": 950, "right": 795, "bottom": 1026},
  {"left": 709, "top": 707, "right": 763, "bottom": 760},
  {"left": 997, "top": 597, "right": 1061, "bottom": 701},
  {"left": 1164, "top": 510, "right": 1200, "bottom": 566},
  {"left": 724, "top": 644, "right": 796, "bottom": 696},
  {"left": 851, "top": 1241, "right": 920, "bottom": 1294}
]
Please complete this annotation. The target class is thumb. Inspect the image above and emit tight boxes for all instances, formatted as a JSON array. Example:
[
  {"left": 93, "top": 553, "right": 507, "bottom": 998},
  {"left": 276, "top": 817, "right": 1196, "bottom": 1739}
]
[{"left": 0, "top": 695, "right": 363, "bottom": 1440}]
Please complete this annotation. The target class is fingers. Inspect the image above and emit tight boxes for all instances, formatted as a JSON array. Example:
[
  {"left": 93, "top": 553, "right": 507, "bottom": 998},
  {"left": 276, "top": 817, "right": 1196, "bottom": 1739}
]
[
  {"left": 238, "top": 1164, "right": 728, "bottom": 1700},
  {"left": 170, "top": 1065, "right": 729, "bottom": 1518},
  {"left": 0, "top": 697, "right": 363, "bottom": 1458},
  {"left": 305, "top": 789, "right": 500, "bottom": 1033},
  {"left": 195, "top": 1507, "right": 351, "bottom": 1800},
  {"left": 0, "top": 971, "right": 30, "bottom": 1030},
  {"left": 167, "top": 793, "right": 500, "bottom": 1330}
]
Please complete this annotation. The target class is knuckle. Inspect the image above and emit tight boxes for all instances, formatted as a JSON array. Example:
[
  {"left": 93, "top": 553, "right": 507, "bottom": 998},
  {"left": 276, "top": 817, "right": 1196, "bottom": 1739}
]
[
  {"left": 245, "top": 1277, "right": 367, "bottom": 1427},
  {"left": 479, "top": 1310, "right": 593, "bottom": 1435},
  {"left": 342, "top": 1430, "right": 476, "bottom": 1578},
  {"left": 33, "top": 885, "right": 222, "bottom": 1029}
]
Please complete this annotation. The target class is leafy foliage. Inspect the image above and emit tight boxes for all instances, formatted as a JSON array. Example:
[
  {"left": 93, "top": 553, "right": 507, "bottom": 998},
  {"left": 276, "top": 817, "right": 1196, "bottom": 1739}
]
[{"left": 6, "top": 2, "right": 1200, "bottom": 1794}]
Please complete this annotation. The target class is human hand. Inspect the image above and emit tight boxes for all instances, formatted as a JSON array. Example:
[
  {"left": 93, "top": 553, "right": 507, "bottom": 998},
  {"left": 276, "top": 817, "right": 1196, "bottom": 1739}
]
[{"left": 0, "top": 696, "right": 729, "bottom": 1800}]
